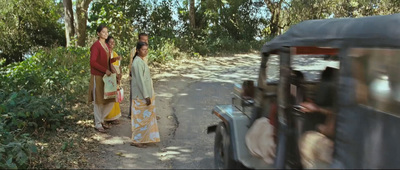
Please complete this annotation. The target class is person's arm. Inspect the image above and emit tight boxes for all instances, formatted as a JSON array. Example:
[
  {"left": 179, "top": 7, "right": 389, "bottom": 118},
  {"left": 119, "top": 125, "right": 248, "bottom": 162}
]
[
  {"left": 301, "top": 102, "right": 336, "bottom": 137},
  {"left": 300, "top": 102, "right": 333, "bottom": 115},
  {"left": 110, "top": 56, "right": 121, "bottom": 63},
  {"left": 90, "top": 45, "right": 108, "bottom": 74},
  {"left": 317, "top": 106, "right": 333, "bottom": 115}
]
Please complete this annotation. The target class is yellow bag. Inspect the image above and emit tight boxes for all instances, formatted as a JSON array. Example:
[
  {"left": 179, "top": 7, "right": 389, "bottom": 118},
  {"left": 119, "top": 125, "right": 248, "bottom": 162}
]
[{"left": 103, "top": 73, "right": 117, "bottom": 99}]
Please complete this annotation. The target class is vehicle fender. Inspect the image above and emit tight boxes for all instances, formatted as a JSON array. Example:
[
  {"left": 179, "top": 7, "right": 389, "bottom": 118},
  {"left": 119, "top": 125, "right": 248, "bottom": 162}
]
[{"left": 211, "top": 105, "right": 249, "bottom": 161}]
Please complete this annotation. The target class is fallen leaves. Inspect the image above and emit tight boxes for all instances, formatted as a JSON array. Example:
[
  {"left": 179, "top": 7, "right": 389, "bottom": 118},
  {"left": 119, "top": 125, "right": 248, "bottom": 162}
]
[{"left": 30, "top": 104, "right": 100, "bottom": 169}]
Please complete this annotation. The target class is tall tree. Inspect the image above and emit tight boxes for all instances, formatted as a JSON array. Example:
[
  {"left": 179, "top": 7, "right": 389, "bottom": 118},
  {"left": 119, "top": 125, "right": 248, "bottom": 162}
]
[
  {"left": 75, "top": 0, "right": 92, "bottom": 46},
  {"left": 264, "top": 0, "right": 287, "bottom": 36},
  {"left": 0, "top": 0, "right": 64, "bottom": 64},
  {"left": 62, "top": 0, "right": 92, "bottom": 47},
  {"left": 286, "top": 0, "right": 335, "bottom": 26},
  {"left": 63, "top": 0, "right": 74, "bottom": 47},
  {"left": 89, "top": 0, "right": 147, "bottom": 57},
  {"left": 189, "top": 0, "right": 196, "bottom": 29}
]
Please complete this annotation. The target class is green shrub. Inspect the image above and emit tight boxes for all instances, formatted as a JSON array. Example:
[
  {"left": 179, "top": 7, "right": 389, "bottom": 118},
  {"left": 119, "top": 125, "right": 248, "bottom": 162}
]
[
  {"left": 0, "top": 122, "right": 37, "bottom": 169},
  {"left": 0, "top": 46, "right": 90, "bottom": 169},
  {"left": 0, "top": 90, "right": 67, "bottom": 131},
  {"left": 0, "top": 47, "right": 90, "bottom": 104},
  {"left": 147, "top": 39, "right": 182, "bottom": 64}
]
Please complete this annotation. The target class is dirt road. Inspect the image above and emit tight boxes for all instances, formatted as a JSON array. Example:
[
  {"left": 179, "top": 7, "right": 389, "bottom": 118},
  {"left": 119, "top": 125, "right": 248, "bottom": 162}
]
[
  {"left": 84, "top": 53, "right": 339, "bottom": 169},
  {"left": 85, "top": 53, "right": 260, "bottom": 169}
]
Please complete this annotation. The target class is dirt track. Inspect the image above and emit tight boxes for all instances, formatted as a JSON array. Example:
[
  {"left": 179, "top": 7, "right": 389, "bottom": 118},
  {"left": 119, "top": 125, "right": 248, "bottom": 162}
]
[{"left": 85, "top": 53, "right": 338, "bottom": 168}]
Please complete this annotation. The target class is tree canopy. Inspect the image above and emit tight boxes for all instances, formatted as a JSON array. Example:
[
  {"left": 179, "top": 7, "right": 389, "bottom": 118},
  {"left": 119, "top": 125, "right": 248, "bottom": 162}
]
[{"left": 1, "top": 0, "right": 400, "bottom": 64}]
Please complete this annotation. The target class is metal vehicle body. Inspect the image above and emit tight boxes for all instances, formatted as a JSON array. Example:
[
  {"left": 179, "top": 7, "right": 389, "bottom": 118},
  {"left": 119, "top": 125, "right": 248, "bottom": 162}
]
[{"left": 208, "top": 14, "right": 400, "bottom": 169}]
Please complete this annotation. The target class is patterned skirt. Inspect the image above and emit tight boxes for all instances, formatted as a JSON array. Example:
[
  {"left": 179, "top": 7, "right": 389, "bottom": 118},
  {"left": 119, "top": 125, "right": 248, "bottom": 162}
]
[{"left": 131, "top": 96, "right": 160, "bottom": 144}]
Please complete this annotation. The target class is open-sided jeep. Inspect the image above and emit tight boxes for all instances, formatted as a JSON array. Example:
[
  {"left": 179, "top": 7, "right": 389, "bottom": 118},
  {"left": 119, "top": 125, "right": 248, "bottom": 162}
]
[{"left": 208, "top": 14, "right": 400, "bottom": 169}]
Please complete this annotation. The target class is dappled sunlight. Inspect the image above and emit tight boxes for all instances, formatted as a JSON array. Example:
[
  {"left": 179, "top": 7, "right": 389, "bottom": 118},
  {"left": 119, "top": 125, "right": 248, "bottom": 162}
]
[
  {"left": 153, "top": 73, "right": 178, "bottom": 79},
  {"left": 155, "top": 146, "right": 194, "bottom": 162},
  {"left": 150, "top": 53, "right": 261, "bottom": 84},
  {"left": 177, "top": 93, "right": 188, "bottom": 96},
  {"left": 156, "top": 92, "right": 174, "bottom": 98},
  {"left": 154, "top": 145, "right": 215, "bottom": 168},
  {"left": 205, "top": 151, "right": 213, "bottom": 156},
  {"left": 82, "top": 137, "right": 94, "bottom": 142},
  {"left": 181, "top": 74, "right": 202, "bottom": 79},
  {"left": 99, "top": 136, "right": 131, "bottom": 145},
  {"left": 204, "top": 65, "right": 223, "bottom": 71},
  {"left": 76, "top": 119, "right": 95, "bottom": 128}
]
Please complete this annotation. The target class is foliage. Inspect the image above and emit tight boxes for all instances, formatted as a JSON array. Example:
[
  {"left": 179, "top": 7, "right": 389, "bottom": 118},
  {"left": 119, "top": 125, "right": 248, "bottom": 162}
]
[
  {"left": 147, "top": 39, "right": 182, "bottom": 64},
  {"left": 0, "top": 47, "right": 89, "bottom": 168},
  {"left": 176, "top": 0, "right": 266, "bottom": 55},
  {"left": 0, "top": 121, "right": 37, "bottom": 169},
  {"left": 1, "top": 0, "right": 400, "bottom": 168},
  {"left": 283, "top": 0, "right": 400, "bottom": 33},
  {"left": 88, "top": 0, "right": 147, "bottom": 59},
  {"left": 0, "top": 47, "right": 90, "bottom": 103},
  {"left": 0, "top": 0, "right": 65, "bottom": 64}
]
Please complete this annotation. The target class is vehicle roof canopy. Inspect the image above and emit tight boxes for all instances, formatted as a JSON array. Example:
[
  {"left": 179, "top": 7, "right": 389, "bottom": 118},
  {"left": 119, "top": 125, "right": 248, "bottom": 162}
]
[{"left": 261, "top": 14, "right": 400, "bottom": 54}]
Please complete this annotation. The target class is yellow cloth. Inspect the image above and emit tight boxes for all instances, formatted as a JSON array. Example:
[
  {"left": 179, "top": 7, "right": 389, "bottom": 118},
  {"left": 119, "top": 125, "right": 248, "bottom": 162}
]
[
  {"left": 111, "top": 51, "right": 121, "bottom": 74},
  {"left": 105, "top": 102, "right": 121, "bottom": 121},
  {"left": 104, "top": 51, "right": 121, "bottom": 121},
  {"left": 111, "top": 51, "right": 120, "bottom": 66},
  {"left": 131, "top": 96, "right": 160, "bottom": 144}
]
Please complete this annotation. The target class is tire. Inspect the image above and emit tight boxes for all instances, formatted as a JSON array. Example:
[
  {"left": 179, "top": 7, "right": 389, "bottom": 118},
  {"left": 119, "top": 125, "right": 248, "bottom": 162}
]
[{"left": 214, "top": 122, "right": 241, "bottom": 169}]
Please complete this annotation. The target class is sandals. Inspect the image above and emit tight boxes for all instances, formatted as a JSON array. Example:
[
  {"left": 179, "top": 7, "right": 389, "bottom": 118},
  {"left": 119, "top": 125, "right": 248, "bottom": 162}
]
[
  {"left": 130, "top": 143, "right": 147, "bottom": 148},
  {"left": 95, "top": 127, "right": 107, "bottom": 133},
  {"left": 110, "top": 120, "right": 120, "bottom": 125},
  {"left": 102, "top": 123, "right": 111, "bottom": 129}
]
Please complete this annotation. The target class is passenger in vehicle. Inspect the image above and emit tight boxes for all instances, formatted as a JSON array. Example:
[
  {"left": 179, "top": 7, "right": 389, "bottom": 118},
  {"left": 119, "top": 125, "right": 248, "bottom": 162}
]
[
  {"left": 290, "top": 70, "right": 306, "bottom": 105},
  {"left": 297, "top": 67, "right": 339, "bottom": 169}
]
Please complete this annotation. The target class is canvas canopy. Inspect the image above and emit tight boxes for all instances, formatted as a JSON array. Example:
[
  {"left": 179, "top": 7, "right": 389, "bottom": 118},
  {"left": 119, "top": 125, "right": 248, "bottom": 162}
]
[{"left": 261, "top": 13, "right": 400, "bottom": 54}]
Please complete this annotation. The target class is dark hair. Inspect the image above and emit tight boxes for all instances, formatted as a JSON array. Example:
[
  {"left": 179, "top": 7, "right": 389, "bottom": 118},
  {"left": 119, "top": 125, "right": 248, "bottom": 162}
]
[
  {"left": 106, "top": 35, "right": 114, "bottom": 44},
  {"left": 138, "top": 33, "right": 148, "bottom": 40},
  {"left": 321, "top": 67, "right": 338, "bottom": 81},
  {"left": 133, "top": 41, "right": 148, "bottom": 60},
  {"left": 96, "top": 24, "right": 107, "bottom": 34}
]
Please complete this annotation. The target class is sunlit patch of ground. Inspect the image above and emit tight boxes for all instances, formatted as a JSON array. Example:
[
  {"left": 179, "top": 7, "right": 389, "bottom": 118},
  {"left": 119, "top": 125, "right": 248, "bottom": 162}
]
[{"left": 149, "top": 53, "right": 261, "bottom": 85}]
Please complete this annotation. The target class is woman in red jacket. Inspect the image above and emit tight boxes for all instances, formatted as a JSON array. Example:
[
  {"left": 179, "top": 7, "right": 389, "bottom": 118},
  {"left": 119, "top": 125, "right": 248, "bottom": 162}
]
[{"left": 88, "top": 25, "right": 119, "bottom": 133}]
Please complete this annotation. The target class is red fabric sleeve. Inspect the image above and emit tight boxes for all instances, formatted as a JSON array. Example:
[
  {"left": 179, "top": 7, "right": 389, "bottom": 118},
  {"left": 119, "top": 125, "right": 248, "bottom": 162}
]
[{"left": 90, "top": 44, "right": 107, "bottom": 74}]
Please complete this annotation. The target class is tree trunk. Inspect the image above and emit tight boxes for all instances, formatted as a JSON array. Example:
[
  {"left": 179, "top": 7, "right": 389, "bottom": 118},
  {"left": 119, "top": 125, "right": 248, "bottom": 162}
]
[
  {"left": 264, "top": 0, "right": 285, "bottom": 36},
  {"left": 189, "top": 0, "right": 196, "bottom": 29},
  {"left": 63, "top": 0, "right": 75, "bottom": 47},
  {"left": 75, "top": 0, "right": 92, "bottom": 47}
]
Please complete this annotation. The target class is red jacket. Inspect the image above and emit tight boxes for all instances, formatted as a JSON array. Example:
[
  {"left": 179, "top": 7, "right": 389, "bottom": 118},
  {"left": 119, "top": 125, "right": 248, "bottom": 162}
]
[{"left": 90, "top": 40, "right": 117, "bottom": 76}]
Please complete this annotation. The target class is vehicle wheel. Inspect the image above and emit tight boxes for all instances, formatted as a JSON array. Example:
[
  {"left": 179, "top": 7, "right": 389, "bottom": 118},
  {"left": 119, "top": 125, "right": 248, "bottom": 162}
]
[{"left": 214, "top": 122, "right": 240, "bottom": 169}]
